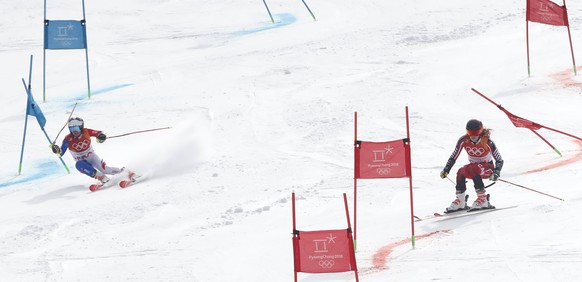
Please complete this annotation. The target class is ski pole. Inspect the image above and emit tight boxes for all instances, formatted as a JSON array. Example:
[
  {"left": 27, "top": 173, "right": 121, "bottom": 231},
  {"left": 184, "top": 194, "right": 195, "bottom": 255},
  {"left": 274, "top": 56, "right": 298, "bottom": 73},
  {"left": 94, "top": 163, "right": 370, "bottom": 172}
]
[
  {"left": 445, "top": 176, "right": 456, "bottom": 185},
  {"left": 107, "top": 127, "right": 171, "bottom": 139},
  {"left": 499, "top": 178, "right": 565, "bottom": 201},
  {"left": 52, "top": 102, "right": 78, "bottom": 145},
  {"left": 446, "top": 176, "right": 496, "bottom": 188}
]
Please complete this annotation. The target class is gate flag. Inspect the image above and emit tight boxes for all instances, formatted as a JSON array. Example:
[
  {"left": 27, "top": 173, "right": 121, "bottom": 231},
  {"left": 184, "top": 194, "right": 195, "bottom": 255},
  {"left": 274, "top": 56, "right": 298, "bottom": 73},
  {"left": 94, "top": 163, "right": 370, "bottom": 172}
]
[
  {"left": 353, "top": 109, "right": 416, "bottom": 250},
  {"left": 24, "top": 80, "right": 47, "bottom": 129},
  {"left": 527, "top": 0, "right": 568, "bottom": 26},
  {"left": 471, "top": 88, "right": 582, "bottom": 157},
  {"left": 44, "top": 20, "right": 87, "bottom": 50},
  {"left": 503, "top": 111, "right": 543, "bottom": 131},
  {"left": 355, "top": 139, "right": 411, "bottom": 179},
  {"left": 292, "top": 193, "right": 359, "bottom": 282},
  {"left": 43, "top": 0, "right": 92, "bottom": 101},
  {"left": 19, "top": 54, "right": 70, "bottom": 175},
  {"left": 293, "top": 229, "right": 357, "bottom": 273},
  {"left": 525, "top": 0, "right": 576, "bottom": 76}
]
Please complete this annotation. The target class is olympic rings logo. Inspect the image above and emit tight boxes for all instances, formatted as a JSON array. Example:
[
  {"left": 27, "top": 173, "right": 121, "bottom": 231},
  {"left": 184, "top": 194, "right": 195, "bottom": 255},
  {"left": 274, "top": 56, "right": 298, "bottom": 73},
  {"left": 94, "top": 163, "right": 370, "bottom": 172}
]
[
  {"left": 72, "top": 140, "right": 90, "bottom": 151},
  {"left": 377, "top": 168, "right": 392, "bottom": 175},
  {"left": 466, "top": 147, "right": 485, "bottom": 156},
  {"left": 319, "top": 260, "right": 335, "bottom": 268}
]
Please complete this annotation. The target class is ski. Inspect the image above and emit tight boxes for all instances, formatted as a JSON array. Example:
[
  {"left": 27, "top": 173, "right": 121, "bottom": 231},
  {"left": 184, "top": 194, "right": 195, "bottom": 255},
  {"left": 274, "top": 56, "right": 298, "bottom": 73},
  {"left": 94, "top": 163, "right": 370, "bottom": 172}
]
[
  {"left": 414, "top": 195, "right": 468, "bottom": 221},
  {"left": 415, "top": 208, "right": 467, "bottom": 221},
  {"left": 89, "top": 179, "right": 113, "bottom": 192},
  {"left": 89, "top": 183, "right": 103, "bottom": 192},
  {"left": 414, "top": 214, "right": 438, "bottom": 221},
  {"left": 467, "top": 205, "right": 496, "bottom": 212},
  {"left": 90, "top": 169, "right": 140, "bottom": 191},
  {"left": 119, "top": 179, "right": 134, "bottom": 188},
  {"left": 442, "top": 207, "right": 471, "bottom": 215},
  {"left": 417, "top": 205, "right": 517, "bottom": 222},
  {"left": 415, "top": 194, "right": 514, "bottom": 221},
  {"left": 437, "top": 206, "right": 494, "bottom": 217},
  {"left": 119, "top": 174, "right": 141, "bottom": 188}
]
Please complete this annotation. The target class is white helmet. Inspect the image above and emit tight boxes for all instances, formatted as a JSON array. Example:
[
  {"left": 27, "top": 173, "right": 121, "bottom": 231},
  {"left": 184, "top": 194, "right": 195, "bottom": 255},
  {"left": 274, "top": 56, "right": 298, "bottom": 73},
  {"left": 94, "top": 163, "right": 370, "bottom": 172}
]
[{"left": 68, "top": 117, "right": 84, "bottom": 132}]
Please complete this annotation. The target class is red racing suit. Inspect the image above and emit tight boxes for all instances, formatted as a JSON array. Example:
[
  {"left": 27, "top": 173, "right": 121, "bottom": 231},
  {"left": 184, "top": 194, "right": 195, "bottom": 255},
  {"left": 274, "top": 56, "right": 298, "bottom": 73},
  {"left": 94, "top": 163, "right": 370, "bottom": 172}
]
[
  {"left": 443, "top": 130, "right": 503, "bottom": 192},
  {"left": 57, "top": 128, "right": 122, "bottom": 178},
  {"left": 60, "top": 128, "right": 102, "bottom": 161}
]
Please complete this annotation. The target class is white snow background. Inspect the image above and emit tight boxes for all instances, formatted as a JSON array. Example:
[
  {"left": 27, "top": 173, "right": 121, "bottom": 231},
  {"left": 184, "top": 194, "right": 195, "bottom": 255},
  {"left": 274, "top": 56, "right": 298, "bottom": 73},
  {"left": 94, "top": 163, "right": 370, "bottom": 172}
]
[{"left": 1, "top": 0, "right": 582, "bottom": 281}]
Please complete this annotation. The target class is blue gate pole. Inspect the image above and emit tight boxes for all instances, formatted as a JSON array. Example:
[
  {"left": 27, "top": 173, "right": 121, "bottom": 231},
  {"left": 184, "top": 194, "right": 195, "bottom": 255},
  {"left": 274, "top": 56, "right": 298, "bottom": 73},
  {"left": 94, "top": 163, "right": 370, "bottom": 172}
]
[
  {"left": 22, "top": 78, "right": 71, "bottom": 174},
  {"left": 28, "top": 55, "right": 33, "bottom": 91},
  {"left": 18, "top": 55, "right": 35, "bottom": 174},
  {"left": 262, "top": 0, "right": 275, "bottom": 24},
  {"left": 41, "top": 129, "right": 71, "bottom": 173},
  {"left": 300, "top": 0, "right": 317, "bottom": 21},
  {"left": 18, "top": 102, "right": 30, "bottom": 175},
  {"left": 43, "top": 0, "right": 47, "bottom": 102},
  {"left": 82, "top": 0, "right": 91, "bottom": 99}
]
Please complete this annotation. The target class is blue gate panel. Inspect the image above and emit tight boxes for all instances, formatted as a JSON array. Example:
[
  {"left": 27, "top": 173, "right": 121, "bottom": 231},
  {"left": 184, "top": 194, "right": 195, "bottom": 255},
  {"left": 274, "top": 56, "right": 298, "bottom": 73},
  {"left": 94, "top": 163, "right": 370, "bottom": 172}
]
[{"left": 44, "top": 20, "right": 87, "bottom": 50}]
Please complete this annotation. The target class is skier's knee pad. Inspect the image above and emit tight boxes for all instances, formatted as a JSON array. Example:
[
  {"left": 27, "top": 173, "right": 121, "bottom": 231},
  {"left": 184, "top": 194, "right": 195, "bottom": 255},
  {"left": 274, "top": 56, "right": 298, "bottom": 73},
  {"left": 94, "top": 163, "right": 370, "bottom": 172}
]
[{"left": 76, "top": 160, "right": 96, "bottom": 177}]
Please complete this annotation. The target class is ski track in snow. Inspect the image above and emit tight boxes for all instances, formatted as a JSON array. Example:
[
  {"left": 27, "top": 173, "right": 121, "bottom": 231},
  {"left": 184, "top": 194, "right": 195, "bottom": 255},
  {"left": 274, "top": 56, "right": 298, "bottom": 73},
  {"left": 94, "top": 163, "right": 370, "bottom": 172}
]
[
  {"left": 526, "top": 140, "right": 582, "bottom": 173},
  {"left": 364, "top": 230, "right": 451, "bottom": 274},
  {"left": 551, "top": 66, "right": 582, "bottom": 89}
]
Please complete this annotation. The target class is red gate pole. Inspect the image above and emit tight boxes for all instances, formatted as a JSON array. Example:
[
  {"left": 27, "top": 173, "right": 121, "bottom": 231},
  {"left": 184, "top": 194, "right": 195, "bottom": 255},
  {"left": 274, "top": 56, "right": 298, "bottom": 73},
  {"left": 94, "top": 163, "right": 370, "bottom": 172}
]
[
  {"left": 405, "top": 106, "right": 415, "bottom": 249},
  {"left": 353, "top": 112, "right": 358, "bottom": 251},
  {"left": 292, "top": 192, "right": 298, "bottom": 282},
  {"left": 526, "top": 0, "right": 531, "bottom": 76},
  {"left": 529, "top": 128, "right": 562, "bottom": 156},
  {"left": 564, "top": 0, "right": 577, "bottom": 75},
  {"left": 343, "top": 193, "right": 359, "bottom": 282}
]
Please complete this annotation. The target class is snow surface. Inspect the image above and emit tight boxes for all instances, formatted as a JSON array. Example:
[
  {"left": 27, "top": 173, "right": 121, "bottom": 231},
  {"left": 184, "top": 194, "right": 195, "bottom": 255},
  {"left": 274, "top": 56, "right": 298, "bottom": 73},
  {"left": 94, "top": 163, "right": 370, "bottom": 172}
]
[{"left": 1, "top": 0, "right": 582, "bottom": 281}]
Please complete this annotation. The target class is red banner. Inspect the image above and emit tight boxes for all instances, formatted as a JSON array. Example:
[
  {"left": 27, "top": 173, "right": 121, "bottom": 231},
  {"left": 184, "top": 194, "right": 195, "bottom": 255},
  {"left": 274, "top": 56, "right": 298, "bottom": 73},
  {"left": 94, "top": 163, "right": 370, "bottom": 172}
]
[
  {"left": 527, "top": 0, "right": 568, "bottom": 26},
  {"left": 504, "top": 111, "right": 542, "bottom": 130},
  {"left": 355, "top": 139, "right": 410, "bottom": 179},
  {"left": 293, "top": 229, "right": 357, "bottom": 273}
]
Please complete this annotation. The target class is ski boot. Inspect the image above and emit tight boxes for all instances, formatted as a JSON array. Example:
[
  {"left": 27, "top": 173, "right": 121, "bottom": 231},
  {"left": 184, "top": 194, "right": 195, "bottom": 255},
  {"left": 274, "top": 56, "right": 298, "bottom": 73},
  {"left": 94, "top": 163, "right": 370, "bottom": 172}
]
[
  {"left": 94, "top": 171, "right": 110, "bottom": 184},
  {"left": 89, "top": 171, "right": 110, "bottom": 192},
  {"left": 445, "top": 192, "right": 469, "bottom": 213},
  {"left": 469, "top": 189, "right": 493, "bottom": 211},
  {"left": 119, "top": 167, "right": 139, "bottom": 188}
]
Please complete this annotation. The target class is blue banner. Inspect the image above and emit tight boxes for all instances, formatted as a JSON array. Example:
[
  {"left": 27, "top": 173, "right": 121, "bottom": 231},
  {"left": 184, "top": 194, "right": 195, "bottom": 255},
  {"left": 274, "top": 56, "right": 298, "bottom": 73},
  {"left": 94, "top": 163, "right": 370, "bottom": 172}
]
[
  {"left": 44, "top": 20, "right": 87, "bottom": 50},
  {"left": 22, "top": 79, "right": 47, "bottom": 128}
]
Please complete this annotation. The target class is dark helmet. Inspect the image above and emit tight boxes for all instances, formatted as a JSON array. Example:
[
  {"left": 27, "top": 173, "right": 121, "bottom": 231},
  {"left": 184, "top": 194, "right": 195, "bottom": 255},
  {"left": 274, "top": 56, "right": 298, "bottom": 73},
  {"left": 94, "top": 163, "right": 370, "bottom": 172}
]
[
  {"left": 466, "top": 119, "right": 483, "bottom": 136},
  {"left": 68, "top": 117, "right": 84, "bottom": 133}
]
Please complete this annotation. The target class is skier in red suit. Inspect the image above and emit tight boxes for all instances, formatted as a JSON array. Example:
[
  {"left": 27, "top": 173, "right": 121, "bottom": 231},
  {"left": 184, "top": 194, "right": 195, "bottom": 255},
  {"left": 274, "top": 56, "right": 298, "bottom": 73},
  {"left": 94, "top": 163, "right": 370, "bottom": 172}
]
[
  {"left": 440, "top": 119, "right": 504, "bottom": 211},
  {"left": 51, "top": 117, "right": 124, "bottom": 185}
]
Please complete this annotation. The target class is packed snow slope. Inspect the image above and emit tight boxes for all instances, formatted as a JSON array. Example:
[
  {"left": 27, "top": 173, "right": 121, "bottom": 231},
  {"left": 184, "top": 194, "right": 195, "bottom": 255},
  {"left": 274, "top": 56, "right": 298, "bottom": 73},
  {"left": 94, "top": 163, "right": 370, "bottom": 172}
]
[{"left": 1, "top": 0, "right": 582, "bottom": 281}]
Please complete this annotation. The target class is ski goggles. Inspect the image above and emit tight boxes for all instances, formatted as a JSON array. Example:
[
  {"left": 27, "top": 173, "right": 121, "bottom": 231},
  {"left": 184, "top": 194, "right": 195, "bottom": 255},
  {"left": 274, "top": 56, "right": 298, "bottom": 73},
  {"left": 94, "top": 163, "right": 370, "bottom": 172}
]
[
  {"left": 69, "top": 126, "right": 82, "bottom": 133},
  {"left": 467, "top": 128, "right": 483, "bottom": 136}
]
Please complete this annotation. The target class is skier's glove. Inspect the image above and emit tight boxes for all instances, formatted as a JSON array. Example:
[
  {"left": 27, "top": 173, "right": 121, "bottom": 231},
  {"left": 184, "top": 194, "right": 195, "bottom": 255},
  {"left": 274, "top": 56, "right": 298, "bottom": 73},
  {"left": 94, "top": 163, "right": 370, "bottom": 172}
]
[
  {"left": 440, "top": 169, "right": 449, "bottom": 179},
  {"left": 489, "top": 170, "right": 500, "bottom": 182},
  {"left": 50, "top": 144, "right": 62, "bottom": 156},
  {"left": 96, "top": 133, "right": 107, "bottom": 143}
]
